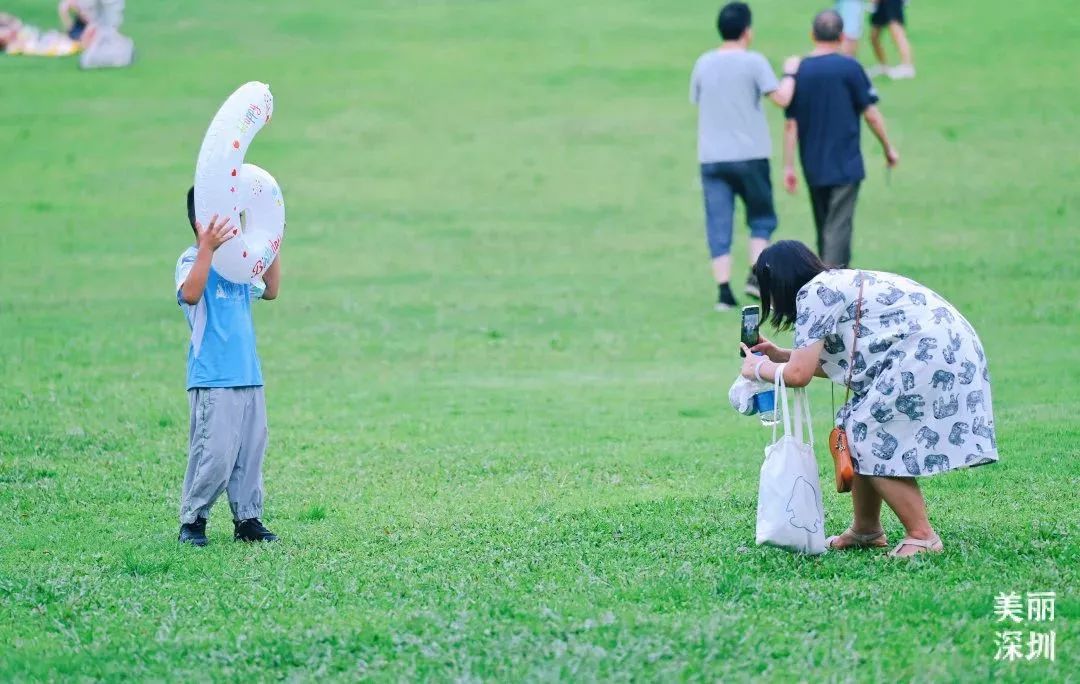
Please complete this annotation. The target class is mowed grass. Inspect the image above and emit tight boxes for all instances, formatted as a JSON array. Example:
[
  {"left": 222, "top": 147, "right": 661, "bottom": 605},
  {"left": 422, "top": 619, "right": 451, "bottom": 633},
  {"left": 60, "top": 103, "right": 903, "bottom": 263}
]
[{"left": 1, "top": 0, "right": 1077, "bottom": 680}]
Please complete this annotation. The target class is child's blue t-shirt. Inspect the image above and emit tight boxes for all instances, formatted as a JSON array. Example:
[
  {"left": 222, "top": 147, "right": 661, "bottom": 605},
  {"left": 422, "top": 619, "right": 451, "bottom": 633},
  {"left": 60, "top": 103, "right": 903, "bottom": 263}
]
[{"left": 175, "top": 246, "right": 264, "bottom": 390}]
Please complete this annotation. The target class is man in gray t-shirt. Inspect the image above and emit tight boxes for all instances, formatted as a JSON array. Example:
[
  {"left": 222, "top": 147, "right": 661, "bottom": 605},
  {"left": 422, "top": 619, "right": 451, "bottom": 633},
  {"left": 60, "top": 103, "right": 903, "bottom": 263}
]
[{"left": 690, "top": 2, "right": 798, "bottom": 310}]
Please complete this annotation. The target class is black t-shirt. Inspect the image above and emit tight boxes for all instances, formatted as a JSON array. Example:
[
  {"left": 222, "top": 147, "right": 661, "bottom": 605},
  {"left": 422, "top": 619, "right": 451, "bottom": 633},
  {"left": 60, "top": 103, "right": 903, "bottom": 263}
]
[{"left": 785, "top": 53, "right": 879, "bottom": 187}]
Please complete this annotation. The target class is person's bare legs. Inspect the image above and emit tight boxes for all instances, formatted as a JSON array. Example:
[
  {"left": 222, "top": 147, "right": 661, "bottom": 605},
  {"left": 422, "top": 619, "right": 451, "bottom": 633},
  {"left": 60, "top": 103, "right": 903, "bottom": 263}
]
[
  {"left": 851, "top": 473, "right": 885, "bottom": 533},
  {"left": 711, "top": 254, "right": 731, "bottom": 285},
  {"left": 841, "top": 37, "right": 859, "bottom": 57},
  {"left": 866, "top": 476, "right": 938, "bottom": 556},
  {"left": 748, "top": 237, "right": 767, "bottom": 270},
  {"left": 888, "top": 21, "right": 913, "bottom": 66},
  {"left": 830, "top": 473, "right": 886, "bottom": 548},
  {"left": 870, "top": 25, "right": 888, "bottom": 66}
]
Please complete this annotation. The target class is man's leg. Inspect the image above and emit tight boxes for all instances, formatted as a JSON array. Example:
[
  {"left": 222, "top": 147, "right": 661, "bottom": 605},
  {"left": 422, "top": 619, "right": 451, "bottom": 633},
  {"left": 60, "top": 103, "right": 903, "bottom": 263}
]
[
  {"left": 701, "top": 163, "right": 737, "bottom": 307},
  {"left": 710, "top": 257, "right": 731, "bottom": 286},
  {"left": 228, "top": 387, "right": 267, "bottom": 523},
  {"left": 821, "top": 183, "right": 860, "bottom": 267},
  {"left": 865, "top": 476, "right": 938, "bottom": 556},
  {"left": 749, "top": 238, "right": 768, "bottom": 269},
  {"left": 180, "top": 388, "right": 243, "bottom": 525},
  {"left": 807, "top": 185, "right": 831, "bottom": 260},
  {"left": 741, "top": 159, "right": 778, "bottom": 294}
]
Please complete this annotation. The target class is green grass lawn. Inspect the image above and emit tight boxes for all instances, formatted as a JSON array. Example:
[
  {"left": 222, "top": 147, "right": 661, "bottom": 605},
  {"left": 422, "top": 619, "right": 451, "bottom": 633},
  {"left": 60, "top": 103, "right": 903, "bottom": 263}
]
[{"left": 1, "top": 0, "right": 1077, "bottom": 680}]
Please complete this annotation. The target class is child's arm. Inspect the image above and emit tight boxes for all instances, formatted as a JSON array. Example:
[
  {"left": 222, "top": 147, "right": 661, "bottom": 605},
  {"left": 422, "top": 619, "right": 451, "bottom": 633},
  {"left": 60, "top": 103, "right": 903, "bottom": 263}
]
[
  {"left": 261, "top": 253, "right": 281, "bottom": 301},
  {"left": 180, "top": 215, "right": 234, "bottom": 305}
]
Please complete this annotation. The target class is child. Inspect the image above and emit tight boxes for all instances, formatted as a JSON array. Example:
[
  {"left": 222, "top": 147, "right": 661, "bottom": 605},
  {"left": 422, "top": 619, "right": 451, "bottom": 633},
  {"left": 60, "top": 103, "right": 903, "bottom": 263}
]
[{"left": 175, "top": 187, "right": 281, "bottom": 546}]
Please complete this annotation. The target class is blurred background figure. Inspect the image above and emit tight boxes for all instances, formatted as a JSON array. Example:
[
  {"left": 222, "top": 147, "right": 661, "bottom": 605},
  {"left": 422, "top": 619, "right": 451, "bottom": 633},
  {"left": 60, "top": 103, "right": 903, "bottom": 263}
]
[
  {"left": 690, "top": 2, "right": 798, "bottom": 311},
  {"left": 868, "top": 0, "right": 915, "bottom": 79},
  {"left": 835, "top": 0, "right": 864, "bottom": 57},
  {"left": 782, "top": 9, "right": 898, "bottom": 268},
  {"left": 0, "top": 13, "right": 21, "bottom": 50},
  {"left": 58, "top": 0, "right": 89, "bottom": 41},
  {"left": 73, "top": 0, "right": 134, "bottom": 69},
  {"left": 0, "top": 11, "right": 79, "bottom": 56}
]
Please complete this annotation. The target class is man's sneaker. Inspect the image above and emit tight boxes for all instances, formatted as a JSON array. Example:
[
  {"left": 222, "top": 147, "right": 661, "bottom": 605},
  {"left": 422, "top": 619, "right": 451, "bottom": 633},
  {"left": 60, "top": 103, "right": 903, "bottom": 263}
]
[
  {"left": 745, "top": 272, "right": 761, "bottom": 299},
  {"left": 865, "top": 64, "right": 889, "bottom": 79},
  {"left": 888, "top": 64, "right": 916, "bottom": 80},
  {"left": 234, "top": 518, "right": 278, "bottom": 542},
  {"left": 178, "top": 518, "right": 208, "bottom": 547},
  {"left": 715, "top": 284, "right": 739, "bottom": 312}
]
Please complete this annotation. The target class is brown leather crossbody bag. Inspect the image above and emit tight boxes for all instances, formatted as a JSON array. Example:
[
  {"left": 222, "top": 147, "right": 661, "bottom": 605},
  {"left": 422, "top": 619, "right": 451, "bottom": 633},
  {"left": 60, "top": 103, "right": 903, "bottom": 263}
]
[{"left": 828, "top": 281, "right": 864, "bottom": 494}]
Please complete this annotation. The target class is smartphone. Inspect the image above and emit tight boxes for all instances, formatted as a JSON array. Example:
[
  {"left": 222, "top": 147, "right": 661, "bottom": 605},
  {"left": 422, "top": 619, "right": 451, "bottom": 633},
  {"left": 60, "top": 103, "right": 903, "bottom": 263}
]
[{"left": 740, "top": 305, "right": 761, "bottom": 357}]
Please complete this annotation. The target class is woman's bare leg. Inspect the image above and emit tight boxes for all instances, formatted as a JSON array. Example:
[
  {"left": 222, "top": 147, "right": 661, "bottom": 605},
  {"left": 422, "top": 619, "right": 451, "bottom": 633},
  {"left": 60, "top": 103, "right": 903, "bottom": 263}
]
[
  {"left": 867, "top": 476, "right": 937, "bottom": 556},
  {"left": 830, "top": 473, "right": 886, "bottom": 548},
  {"left": 851, "top": 473, "right": 884, "bottom": 533}
]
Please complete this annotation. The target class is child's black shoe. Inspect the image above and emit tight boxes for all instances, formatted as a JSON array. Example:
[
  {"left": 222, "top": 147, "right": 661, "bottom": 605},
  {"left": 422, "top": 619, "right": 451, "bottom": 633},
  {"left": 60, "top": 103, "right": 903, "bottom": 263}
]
[
  {"left": 178, "top": 518, "right": 208, "bottom": 547},
  {"left": 234, "top": 518, "right": 278, "bottom": 542}
]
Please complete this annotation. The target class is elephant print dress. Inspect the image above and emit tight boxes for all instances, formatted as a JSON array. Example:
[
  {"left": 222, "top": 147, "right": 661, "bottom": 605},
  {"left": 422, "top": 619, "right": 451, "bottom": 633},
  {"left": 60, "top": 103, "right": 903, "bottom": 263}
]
[{"left": 793, "top": 269, "right": 998, "bottom": 477}]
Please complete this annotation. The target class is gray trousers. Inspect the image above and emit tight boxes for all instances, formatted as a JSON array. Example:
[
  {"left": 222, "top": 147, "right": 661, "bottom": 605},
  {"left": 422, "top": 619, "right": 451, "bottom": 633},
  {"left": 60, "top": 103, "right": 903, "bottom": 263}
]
[
  {"left": 180, "top": 387, "right": 267, "bottom": 524},
  {"left": 808, "top": 183, "right": 861, "bottom": 268}
]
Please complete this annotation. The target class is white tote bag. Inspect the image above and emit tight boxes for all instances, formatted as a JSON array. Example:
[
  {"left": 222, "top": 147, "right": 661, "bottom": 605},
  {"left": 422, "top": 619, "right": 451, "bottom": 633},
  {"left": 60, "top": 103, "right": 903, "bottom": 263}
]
[{"left": 755, "top": 365, "right": 827, "bottom": 555}]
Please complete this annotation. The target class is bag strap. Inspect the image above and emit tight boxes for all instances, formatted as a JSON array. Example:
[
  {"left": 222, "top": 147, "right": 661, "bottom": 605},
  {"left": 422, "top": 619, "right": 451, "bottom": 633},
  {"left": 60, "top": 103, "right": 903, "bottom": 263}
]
[
  {"left": 772, "top": 363, "right": 791, "bottom": 444},
  {"left": 842, "top": 278, "right": 866, "bottom": 407},
  {"left": 794, "top": 387, "right": 814, "bottom": 447},
  {"left": 774, "top": 364, "right": 815, "bottom": 447}
]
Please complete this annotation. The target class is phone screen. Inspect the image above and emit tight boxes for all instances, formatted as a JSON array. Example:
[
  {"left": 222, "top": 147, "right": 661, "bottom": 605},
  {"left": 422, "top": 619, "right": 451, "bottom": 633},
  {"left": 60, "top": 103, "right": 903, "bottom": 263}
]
[{"left": 740, "top": 305, "right": 760, "bottom": 356}]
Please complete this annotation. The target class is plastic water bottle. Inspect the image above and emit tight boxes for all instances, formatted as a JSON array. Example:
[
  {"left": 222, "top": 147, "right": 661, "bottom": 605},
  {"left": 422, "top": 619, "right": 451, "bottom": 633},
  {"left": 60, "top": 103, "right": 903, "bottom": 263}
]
[
  {"left": 748, "top": 351, "right": 780, "bottom": 426},
  {"left": 755, "top": 388, "right": 780, "bottom": 426}
]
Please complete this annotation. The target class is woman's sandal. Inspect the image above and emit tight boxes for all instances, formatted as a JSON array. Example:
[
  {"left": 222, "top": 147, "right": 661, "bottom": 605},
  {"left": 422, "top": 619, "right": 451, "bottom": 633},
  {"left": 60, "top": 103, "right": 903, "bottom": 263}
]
[
  {"left": 825, "top": 528, "right": 888, "bottom": 550},
  {"left": 887, "top": 534, "right": 944, "bottom": 558}
]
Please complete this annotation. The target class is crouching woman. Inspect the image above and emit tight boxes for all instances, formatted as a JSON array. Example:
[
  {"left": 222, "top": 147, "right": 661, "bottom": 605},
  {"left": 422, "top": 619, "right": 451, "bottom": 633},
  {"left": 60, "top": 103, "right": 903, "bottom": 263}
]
[{"left": 740, "top": 241, "right": 998, "bottom": 557}]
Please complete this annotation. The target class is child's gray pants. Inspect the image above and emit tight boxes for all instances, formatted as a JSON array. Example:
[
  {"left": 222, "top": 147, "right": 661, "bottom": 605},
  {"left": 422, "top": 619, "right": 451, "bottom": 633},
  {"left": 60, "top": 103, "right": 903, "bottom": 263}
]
[{"left": 180, "top": 387, "right": 267, "bottom": 524}]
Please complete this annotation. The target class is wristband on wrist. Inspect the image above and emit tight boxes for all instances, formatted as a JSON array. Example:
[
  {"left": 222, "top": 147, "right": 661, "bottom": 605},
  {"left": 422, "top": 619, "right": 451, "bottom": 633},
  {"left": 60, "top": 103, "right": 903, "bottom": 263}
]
[
  {"left": 754, "top": 357, "right": 768, "bottom": 382},
  {"left": 782, "top": 73, "right": 797, "bottom": 79}
]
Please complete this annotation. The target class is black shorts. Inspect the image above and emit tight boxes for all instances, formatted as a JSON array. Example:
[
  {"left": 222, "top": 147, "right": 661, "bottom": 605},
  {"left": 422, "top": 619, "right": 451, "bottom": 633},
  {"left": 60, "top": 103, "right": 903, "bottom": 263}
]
[{"left": 870, "top": 0, "right": 905, "bottom": 27}]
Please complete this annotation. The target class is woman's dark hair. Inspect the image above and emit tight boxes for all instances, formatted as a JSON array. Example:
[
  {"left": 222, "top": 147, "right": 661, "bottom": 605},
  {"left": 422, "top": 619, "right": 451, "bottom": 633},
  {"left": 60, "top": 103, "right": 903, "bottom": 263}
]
[
  {"left": 753, "top": 240, "right": 828, "bottom": 330},
  {"left": 717, "top": 2, "right": 752, "bottom": 41},
  {"left": 186, "top": 186, "right": 197, "bottom": 233}
]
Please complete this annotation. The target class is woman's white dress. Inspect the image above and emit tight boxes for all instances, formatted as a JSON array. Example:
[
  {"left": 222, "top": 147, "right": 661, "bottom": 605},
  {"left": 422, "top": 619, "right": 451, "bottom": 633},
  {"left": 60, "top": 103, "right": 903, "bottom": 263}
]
[{"left": 794, "top": 269, "right": 998, "bottom": 477}]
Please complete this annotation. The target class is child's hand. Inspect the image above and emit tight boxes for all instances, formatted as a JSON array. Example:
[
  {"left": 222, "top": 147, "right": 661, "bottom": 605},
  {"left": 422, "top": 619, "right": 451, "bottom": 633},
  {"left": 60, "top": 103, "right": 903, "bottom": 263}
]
[{"left": 196, "top": 214, "right": 236, "bottom": 252}]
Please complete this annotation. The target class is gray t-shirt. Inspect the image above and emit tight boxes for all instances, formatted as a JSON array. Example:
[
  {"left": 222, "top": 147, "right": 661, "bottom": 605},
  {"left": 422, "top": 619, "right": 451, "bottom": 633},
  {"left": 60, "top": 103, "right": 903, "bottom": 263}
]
[{"left": 690, "top": 49, "right": 779, "bottom": 163}]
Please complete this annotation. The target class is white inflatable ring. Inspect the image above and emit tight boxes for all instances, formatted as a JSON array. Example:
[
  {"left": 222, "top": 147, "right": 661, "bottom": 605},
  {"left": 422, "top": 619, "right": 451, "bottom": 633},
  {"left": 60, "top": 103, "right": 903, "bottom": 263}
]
[{"left": 194, "top": 81, "right": 285, "bottom": 284}]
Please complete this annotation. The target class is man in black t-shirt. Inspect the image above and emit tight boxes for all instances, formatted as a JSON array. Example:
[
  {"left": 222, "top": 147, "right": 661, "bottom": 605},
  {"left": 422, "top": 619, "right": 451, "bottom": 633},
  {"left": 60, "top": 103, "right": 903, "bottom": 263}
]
[{"left": 783, "top": 9, "right": 899, "bottom": 268}]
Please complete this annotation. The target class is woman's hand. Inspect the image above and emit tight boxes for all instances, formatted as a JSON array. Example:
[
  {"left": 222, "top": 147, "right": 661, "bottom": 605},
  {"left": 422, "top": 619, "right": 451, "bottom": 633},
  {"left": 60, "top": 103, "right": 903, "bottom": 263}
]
[
  {"left": 740, "top": 344, "right": 770, "bottom": 381},
  {"left": 751, "top": 337, "right": 790, "bottom": 363}
]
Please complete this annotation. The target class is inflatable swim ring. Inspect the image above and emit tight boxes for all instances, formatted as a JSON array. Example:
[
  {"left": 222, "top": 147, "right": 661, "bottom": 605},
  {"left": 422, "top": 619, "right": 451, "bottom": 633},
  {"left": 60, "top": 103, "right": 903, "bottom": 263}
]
[{"left": 193, "top": 81, "right": 285, "bottom": 284}]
